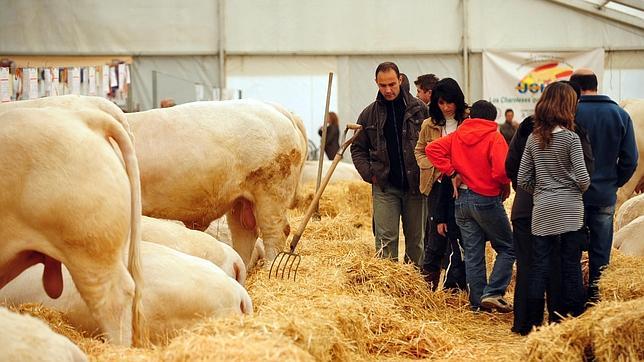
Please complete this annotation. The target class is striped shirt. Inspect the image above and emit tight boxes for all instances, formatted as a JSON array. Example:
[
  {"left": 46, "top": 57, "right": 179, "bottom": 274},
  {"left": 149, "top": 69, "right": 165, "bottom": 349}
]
[{"left": 517, "top": 128, "right": 590, "bottom": 236}]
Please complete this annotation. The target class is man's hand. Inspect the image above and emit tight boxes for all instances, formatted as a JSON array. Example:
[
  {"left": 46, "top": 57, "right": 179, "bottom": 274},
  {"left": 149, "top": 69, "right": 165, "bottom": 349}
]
[
  {"left": 437, "top": 223, "right": 448, "bottom": 236},
  {"left": 501, "top": 183, "right": 511, "bottom": 201},
  {"left": 451, "top": 173, "right": 463, "bottom": 199}
]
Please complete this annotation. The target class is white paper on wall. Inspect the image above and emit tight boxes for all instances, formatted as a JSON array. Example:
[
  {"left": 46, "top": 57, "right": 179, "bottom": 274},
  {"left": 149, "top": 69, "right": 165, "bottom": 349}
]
[
  {"left": 0, "top": 68, "right": 10, "bottom": 102},
  {"left": 102, "top": 65, "right": 110, "bottom": 95},
  {"left": 125, "top": 64, "right": 131, "bottom": 84},
  {"left": 28, "top": 68, "right": 39, "bottom": 99},
  {"left": 51, "top": 67, "right": 59, "bottom": 96},
  {"left": 71, "top": 67, "right": 81, "bottom": 95},
  {"left": 117, "top": 64, "right": 125, "bottom": 91},
  {"left": 110, "top": 66, "right": 118, "bottom": 88},
  {"left": 88, "top": 67, "right": 96, "bottom": 95}
]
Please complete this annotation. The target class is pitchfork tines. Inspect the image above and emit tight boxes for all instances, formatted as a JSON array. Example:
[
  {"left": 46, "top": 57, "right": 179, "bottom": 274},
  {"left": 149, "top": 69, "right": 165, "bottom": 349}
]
[{"left": 269, "top": 235, "right": 302, "bottom": 281}]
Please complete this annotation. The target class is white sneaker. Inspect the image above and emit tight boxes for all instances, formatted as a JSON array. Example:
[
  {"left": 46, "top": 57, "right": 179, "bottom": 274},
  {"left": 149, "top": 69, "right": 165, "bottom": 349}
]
[{"left": 480, "top": 295, "right": 513, "bottom": 313}]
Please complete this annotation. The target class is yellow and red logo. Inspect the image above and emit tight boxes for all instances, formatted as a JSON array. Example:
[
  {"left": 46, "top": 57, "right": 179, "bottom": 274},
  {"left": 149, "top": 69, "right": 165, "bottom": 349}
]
[{"left": 516, "top": 62, "right": 573, "bottom": 94}]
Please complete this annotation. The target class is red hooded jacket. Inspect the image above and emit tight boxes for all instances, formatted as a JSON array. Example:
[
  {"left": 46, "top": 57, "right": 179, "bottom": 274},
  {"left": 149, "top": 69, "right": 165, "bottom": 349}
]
[{"left": 425, "top": 118, "right": 510, "bottom": 197}]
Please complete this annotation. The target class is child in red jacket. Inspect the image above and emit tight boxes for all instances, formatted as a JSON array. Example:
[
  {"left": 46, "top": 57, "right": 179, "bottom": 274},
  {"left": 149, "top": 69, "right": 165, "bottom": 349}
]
[{"left": 426, "top": 100, "right": 516, "bottom": 312}]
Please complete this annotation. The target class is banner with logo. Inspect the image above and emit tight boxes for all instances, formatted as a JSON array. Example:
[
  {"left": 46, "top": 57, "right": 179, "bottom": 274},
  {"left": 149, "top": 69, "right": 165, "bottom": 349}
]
[{"left": 483, "top": 49, "right": 604, "bottom": 123}]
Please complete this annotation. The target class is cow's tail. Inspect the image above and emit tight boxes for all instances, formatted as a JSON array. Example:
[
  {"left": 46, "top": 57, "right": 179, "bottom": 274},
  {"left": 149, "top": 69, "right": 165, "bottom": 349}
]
[
  {"left": 264, "top": 101, "right": 308, "bottom": 208},
  {"left": 288, "top": 111, "right": 308, "bottom": 209},
  {"left": 93, "top": 112, "right": 145, "bottom": 346}
]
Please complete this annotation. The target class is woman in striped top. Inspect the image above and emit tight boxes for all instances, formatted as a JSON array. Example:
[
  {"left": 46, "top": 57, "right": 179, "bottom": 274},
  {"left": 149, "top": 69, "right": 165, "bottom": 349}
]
[{"left": 517, "top": 82, "right": 590, "bottom": 331}]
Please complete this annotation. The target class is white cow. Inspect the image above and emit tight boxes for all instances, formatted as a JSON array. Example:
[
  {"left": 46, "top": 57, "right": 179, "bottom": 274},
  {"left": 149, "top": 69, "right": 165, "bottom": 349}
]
[
  {"left": 613, "top": 215, "right": 644, "bottom": 257},
  {"left": 615, "top": 193, "right": 644, "bottom": 231},
  {"left": 0, "top": 95, "right": 132, "bottom": 136},
  {"left": 0, "top": 242, "right": 253, "bottom": 345},
  {"left": 141, "top": 216, "right": 246, "bottom": 284},
  {"left": 616, "top": 99, "right": 644, "bottom": 210},
  {"left": 204, "top": 217, "right": 266, "bottom": 268},
  {"left": 300, "top": 160, "right": 361, "bottom": 184},
  {"left": 0, "top": 307, "right": 87, "bottom": 362},
  {"left": 0, "top": 106, "right": 143, "bottom": 346},
  {"left": 127, "top": 100, "right": 307, "bottom": 267}
]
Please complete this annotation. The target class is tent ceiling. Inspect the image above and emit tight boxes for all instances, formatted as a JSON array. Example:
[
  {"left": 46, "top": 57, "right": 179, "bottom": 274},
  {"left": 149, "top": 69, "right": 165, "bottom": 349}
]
[{"left": 547, "top": 0, "right": 644, "bottom": 29}]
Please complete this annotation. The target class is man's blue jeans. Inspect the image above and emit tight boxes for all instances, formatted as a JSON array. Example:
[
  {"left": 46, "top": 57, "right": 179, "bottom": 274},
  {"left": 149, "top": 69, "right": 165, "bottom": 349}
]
[
  {"left": 372, "top": 185, "right": 426, "bottom": 267},
  {"left": 454, "top": 189, "right": 515, "bottom": 309},
  {"left": 585, "top": 204, "right": 615, "bottom": 301}
]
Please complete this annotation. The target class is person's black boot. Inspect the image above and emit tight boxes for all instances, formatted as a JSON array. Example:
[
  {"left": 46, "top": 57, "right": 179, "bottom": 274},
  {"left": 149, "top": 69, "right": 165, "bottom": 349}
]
[{"left": 423, "top": 271, "right": 441, "bottom": 291}]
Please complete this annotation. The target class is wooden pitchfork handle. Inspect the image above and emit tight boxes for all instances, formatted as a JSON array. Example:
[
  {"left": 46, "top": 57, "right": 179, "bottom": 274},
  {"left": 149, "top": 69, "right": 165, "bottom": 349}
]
[{"left": 289, "top": 123, "right": 363, "bottom": 252}]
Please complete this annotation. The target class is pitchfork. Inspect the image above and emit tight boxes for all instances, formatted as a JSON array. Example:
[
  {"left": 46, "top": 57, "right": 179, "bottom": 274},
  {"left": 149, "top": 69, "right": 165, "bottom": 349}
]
[{"left": 269, "top": 123, "right": 363, "bottom": 280}]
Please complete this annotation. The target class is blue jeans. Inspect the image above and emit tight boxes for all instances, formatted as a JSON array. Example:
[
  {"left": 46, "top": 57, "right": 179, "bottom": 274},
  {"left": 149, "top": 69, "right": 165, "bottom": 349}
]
[
  {"left": 372, "top": 185, "right": 426, "bottom": 267},
  {"left": 454, "top": 189, "right": 515, "bottom": 309},
  {"left": 585, "top": 204, "right": 615, "bottom": 301},
  {"left": 529, "top": 230, "right": 586, "bottom": 320}
]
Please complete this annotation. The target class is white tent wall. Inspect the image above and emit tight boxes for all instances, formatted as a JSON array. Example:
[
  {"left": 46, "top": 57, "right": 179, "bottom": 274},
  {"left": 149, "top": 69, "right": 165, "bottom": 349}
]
[
  {"left": 0, "top": 0, "right": 219, "bottom": 54},
  {"left": 131, "top": 56, "right": 220, "bottom": 111},
  {"left": 226, "top": 0, "right": 462, "bottom": 54},
  {"left": 468, "top": 0, "right": 644, "bottom": 51},
  {"left": 0, "top": 0, "right": 642, "bottom": 116}
]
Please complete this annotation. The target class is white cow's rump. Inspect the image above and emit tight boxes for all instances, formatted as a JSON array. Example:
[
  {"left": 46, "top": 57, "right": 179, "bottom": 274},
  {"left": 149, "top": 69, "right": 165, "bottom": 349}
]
[
  {"left": 0, "top": 306, "right": 87, "bottom": 362},
  {"left": 0, "top": 106, "right": 143, "bottom": 346},
  {"left": 0, "top": 242, "right": 252, "bottom": 345},
  {"left": 300, "top": 160, "right": 361, "bottom": 185},
  {"left": 616, "top": 99, "right": 644, "bottom": 209},
  {"left": 615, "top": 193, "right": 644, "bottom": 232},
  {"left": 141, "top": 216, "right": 246, "bottom": 284},
  {"left": 614, "top": 215, "right": 644, "bottom": 257},
  {"left": 0, "top": 95, "right": 132, "bottom": 136},
  {"left": 127, "top": 100, "right": 307, "bottom": 268}
]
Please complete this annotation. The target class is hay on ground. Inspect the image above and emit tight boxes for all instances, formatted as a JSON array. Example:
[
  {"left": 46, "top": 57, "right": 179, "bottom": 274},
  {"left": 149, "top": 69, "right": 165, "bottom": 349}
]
[
  {"left": 525, "top": 297, "right": 644, "bottom": 361},
  {"left": 1, "top": 181, "right": 640, "bottom": 361},
  {"left": 599, "top": 251, "right": 644, "bottom": 302}
]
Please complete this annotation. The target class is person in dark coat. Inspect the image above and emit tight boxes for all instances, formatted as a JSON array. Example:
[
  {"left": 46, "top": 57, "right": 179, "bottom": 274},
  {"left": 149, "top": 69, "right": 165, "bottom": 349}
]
[
  {"left": 505, "top": 80, "right": 594, "bottom": 335},
  {"left": 318, "top": 111, "right": 340, "bottom": 160},
  {"left": 351, "top": 62, "right": 429, "bottom": 266}
]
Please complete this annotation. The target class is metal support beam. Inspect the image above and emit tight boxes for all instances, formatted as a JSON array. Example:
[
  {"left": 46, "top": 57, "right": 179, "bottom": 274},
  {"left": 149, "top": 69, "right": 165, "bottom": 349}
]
[
  {"left": 612, "top": 0, "right": 644, "bottom": 12},
  {"left": 598, "top": 0, "right": 611, "bottom": 9},
  {"left": 545, "top": 0, "right": 644, "bottom": 30},
  {"left": 462, "top": 0, "right": 470, "bottom": 102},
  {"left": 218, "top": 0, "right": 226, "bottom": 95}
]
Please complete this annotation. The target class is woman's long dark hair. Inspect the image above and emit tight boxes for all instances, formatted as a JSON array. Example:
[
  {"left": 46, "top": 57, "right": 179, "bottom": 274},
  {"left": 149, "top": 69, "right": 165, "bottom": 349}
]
[
  {"left": 533, "top": 82, "right": 577, "bottom": 149},
  {"left": 429, "top": 78, "right": 467, "bottom": 126}
]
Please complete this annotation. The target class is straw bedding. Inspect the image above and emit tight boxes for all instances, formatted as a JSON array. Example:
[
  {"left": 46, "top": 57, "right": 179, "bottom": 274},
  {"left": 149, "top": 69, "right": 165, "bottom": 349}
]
[{"left": 2, "top": 180, "right": 642, "bottom": 361}]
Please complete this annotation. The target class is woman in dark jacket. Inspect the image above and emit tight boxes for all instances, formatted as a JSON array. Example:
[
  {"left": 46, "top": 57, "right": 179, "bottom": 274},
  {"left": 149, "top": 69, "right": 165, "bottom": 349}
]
[
  {"left": 506, "top": 82, "right": 594, "bottom": 335},
  {"left": 318, "top": 112, "right": 340, "bottom": 160}
]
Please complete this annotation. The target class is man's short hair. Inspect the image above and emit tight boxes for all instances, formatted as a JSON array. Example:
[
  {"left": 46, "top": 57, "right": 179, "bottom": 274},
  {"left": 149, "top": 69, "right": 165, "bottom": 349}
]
[
  {"left": 569, "top": 73, "right": 598, "bottom": 92},
  {"left": 414, "top": 74, "right": 439, "bottom": 91},
  {"left": 504, "top": 108, "right": 513, "bottom": 115},
  {"left": 470, "top": 100, "right": 497, "bottom": 121},
  {"left": 375, "top": 62, "right": 400, "bottom": 78}
]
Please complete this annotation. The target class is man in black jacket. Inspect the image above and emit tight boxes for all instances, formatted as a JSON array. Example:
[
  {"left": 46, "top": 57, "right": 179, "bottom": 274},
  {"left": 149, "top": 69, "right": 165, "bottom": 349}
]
[{"left": 351, "top": 62, "right": 429, "bottom": 266}]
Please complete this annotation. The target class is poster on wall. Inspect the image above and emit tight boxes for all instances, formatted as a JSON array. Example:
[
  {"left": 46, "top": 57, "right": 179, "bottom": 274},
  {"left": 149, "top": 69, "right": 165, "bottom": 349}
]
[
  {"left": 0, "top": 67, "right": 10, "bottom": 102},
  {"left": 88, "top": 67, "right": 96, "bottom": 96},
  {"left": 71, "top": 67, "right": 81, "bottom": 95},
  {"left": 483, "top": 49, "right": 604, "bottom": 123}
]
